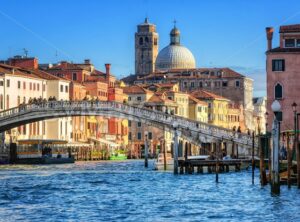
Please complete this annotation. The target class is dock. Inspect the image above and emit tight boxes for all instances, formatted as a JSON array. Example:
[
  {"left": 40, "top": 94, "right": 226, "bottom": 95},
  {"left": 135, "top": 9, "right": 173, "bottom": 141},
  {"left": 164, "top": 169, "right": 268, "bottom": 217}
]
[{"left": 178, "top": 158, "right": 251, "bottom": 174}]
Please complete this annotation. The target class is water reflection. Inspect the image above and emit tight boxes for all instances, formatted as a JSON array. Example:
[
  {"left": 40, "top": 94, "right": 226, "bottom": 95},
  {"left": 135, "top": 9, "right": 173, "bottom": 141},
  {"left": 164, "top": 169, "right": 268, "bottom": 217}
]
[{"left": 0, "top": 160, "right": 299, "bottom": 221}]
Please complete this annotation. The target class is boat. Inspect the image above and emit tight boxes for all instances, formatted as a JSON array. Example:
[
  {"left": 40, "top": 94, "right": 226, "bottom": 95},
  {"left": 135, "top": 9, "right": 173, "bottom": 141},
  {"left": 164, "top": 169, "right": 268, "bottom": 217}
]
[
  {"left": 154, "top": 153, "right": 174, "bottom": 171},
  {"left": 109, "top": 152, "right": 127, "bottom": 160},
  {"left": 13, "top": 139, "right": 75, "bottom": 164}
]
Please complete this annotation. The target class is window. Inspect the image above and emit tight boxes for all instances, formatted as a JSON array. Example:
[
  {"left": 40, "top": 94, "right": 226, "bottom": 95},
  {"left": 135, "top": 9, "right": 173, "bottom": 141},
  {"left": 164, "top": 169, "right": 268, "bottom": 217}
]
[
  {"left": 137, "top": 96, "right": 141, "bottom": 101},
  {"left": 6, "top": 80, "right": 10, "bottom": 87},
  {"left": 272, "top": 59, "right": 285, "bottom": 71},
  {"left": 222, "top": 81, "right": 228, "bottom": 87},
  {"left": 275, "top": 83, "right": 283, "bottom": 99},
  {"left": 128, "top": 120, "right": 131, "bottom": 127},
  {"left": 191, "top": 82, "right": 195, "bottom": 88},
  {"left": 6, "top": 95, "right": 9, "bottom": 109},
  {"left": 139, "top": 37, "right": 143, "bottom": 45},
  {"left": 0, "top": 81, "right": 3, "bottom": 86},
  {"left": 37, "top": 84, "right": 40, "bottom": 91},
  {"left": 30, "top": 83, "right": 32, "bottom": 90},
  {"left": 60, "top": 85, "right": 63, "bottom": 92},
  {"left": 18, "top": 81, "right": 21, "bottom": 89},
  {"left": 198, "top": 107, "right": 202, "bottom": 112},
  {"left": 199, "top": 82, "right": 203, "bottom": 88},
  {"left": 154, "top": 38, "right": 157, "bottom": 45},
  {"left": 285, "top": 39, "right": 295, "bottom": 48},
  {"left": 65, "top": 85, "right": 68, "bottom": 93},
  {"left": 137, "top": 122, "right": 142, "bottom": 127},
  {"left": 137, "top": 132, "right": 142, "bottom": 140},
  {"left": 23, "top": 82, "right": 26, "bottom": 89},
  {"left": 128, "top": 132, "right": 132, "bottom": 140},
  {"left": 297, "top": 39, "right": 300, "bottom": 48},
  {"left": 17, "top": 96, "right": 20, "bottom": 106},
  {"left": 235, "top": 81, "right": 240, "bottom": 87},
  {"left": 148, "top": 132, "right": 152, "bottom": 140},
  {"left": 145, "top": 37, "right": 149, "bottom": 43},
  {"left": 72, "top": 73, "right": 77, "bottom": 81},
  {"left": 33, "top": 83, "right": 36, "bottom": 91}
]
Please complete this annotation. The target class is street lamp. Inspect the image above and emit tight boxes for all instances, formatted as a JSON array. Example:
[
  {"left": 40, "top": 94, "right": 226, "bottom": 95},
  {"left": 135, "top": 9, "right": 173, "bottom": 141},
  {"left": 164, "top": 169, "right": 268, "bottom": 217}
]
[{"left": 270, "top": 100, "right": 281, "bottom": 194}]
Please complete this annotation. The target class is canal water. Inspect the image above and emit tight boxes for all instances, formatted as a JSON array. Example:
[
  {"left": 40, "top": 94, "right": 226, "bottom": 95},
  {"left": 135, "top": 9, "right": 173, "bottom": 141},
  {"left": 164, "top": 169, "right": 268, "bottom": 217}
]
[{"left": 0, "top": 160, "right": 299, "bottom": 222}]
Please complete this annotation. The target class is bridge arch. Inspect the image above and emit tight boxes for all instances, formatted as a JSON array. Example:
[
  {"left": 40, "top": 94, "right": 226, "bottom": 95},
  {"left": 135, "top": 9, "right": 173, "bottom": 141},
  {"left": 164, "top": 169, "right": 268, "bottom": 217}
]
[{"left": 0, "top": 101, "right": 256, "bottom": 149}]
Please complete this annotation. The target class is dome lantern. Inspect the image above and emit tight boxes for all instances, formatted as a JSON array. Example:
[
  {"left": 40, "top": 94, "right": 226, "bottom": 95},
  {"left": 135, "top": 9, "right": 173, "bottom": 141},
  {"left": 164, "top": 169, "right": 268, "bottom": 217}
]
[{"left": 170, "top": 21, "right": 180, "bottom": 45}]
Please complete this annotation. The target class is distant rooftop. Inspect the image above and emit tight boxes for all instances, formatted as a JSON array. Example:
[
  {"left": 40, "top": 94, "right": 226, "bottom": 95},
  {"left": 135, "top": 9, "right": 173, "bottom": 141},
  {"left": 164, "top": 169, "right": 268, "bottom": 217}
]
[{"left": 280, "top": 24, "right": 300, "bottom": 33}]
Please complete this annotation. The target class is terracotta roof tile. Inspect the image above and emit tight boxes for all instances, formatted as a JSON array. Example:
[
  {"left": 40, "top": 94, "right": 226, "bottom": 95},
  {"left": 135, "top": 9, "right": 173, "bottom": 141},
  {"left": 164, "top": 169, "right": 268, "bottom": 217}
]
[
  {"left": 191, "top": 90, "right": 229, "bottom": 101},
  {"left": 189, "top": 95, "right": 208, "bottom": 106},
  {"left": 123, "top": 85, "right": 151, "bottom": 94}
]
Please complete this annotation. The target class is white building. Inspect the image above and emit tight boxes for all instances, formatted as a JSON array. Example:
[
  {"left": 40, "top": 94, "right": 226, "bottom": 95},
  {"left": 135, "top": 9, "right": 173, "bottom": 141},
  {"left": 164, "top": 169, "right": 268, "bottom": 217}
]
[{"left": 0, "top": 64, "right": 72, "bottom": 145}]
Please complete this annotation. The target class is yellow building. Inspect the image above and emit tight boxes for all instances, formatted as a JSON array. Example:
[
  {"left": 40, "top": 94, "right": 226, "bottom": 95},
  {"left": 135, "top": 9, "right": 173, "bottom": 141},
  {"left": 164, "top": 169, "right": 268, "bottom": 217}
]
[
  {"left": 165, "top": 91, "right": 189, "bottom": 118},
  {"left": 191, "top": 90, "right": 230, "bottom": 128},
  {"left": 189, "top": 95, "right": 208, "bottom": 123}
]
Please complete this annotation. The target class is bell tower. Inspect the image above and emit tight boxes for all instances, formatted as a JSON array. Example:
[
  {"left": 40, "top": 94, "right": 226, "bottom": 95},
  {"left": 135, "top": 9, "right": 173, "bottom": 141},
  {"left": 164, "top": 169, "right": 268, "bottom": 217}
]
[{"left": 135, "top": 18, "right": 158, "bottom": 76}]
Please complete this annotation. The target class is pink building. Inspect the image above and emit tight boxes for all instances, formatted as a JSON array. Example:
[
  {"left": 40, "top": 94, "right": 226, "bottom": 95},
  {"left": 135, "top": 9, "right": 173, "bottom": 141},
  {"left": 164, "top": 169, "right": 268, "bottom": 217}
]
[{"left": 266, "top": 24, "right": 300, "bottom": 131}]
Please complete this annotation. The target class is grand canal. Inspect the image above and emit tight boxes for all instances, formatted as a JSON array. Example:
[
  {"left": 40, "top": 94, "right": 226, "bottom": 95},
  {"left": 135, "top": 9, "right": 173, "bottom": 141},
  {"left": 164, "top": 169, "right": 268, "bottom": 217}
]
[{"left": 0, "top": 160, "right": 299, "bottom": 221}]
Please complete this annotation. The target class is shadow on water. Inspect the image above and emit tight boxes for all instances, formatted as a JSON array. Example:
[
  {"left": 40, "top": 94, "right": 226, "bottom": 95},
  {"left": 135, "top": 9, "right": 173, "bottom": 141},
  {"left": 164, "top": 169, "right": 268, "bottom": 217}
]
[{"left": 0, "top": 160, "right": 299, "bottom": 221}]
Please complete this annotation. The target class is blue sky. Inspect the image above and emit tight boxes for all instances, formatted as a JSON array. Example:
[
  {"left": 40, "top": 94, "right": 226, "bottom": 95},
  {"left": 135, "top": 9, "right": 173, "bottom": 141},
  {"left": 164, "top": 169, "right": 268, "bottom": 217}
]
[{"left": 0, "top": 0, "right": 300, "bottom": 96}]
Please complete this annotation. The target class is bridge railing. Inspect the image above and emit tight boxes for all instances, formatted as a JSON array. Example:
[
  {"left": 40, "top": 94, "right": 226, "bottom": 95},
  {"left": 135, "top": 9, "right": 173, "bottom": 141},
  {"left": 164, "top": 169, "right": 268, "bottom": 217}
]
[{"left": 0, "top": 101, "right": 257, "bottom": 147}]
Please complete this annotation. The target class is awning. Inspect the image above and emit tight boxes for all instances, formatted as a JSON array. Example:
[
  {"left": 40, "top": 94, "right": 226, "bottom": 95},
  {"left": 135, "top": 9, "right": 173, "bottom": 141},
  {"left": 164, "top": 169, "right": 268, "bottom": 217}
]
[
  {"left": 18, "top": 139, "right": 68, "bottom": 145},
  {"left": 88, "top": 137, "right": 120, "bottom": 147}
]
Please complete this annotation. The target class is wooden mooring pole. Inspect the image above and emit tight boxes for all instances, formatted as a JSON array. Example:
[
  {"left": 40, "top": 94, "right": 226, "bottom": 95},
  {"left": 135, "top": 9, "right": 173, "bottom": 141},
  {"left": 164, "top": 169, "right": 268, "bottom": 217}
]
[
  {"left": 163, "top": 140, "right": 167, "bottom": 171},
  {"left": 173, "top": 123, "right": 179, "bottom": 175},
  {"left": 287, "top": 133, "right": 291, "bottom": 188},
  {"left": 260, "top": 133, "right": 267, "bottom": 186},
  {"left": 216, "top": 141, "right": 220, "bottom": 183},
  {"left": 144, "top": 133, "right": 148, "bottom": 168}
]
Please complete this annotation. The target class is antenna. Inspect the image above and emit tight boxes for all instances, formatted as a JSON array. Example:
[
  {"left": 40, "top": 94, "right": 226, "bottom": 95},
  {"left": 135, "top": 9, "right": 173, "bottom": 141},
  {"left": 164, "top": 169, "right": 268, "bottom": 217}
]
[{"left": 23, "top": 48, "right": 28, "bottom": 57}]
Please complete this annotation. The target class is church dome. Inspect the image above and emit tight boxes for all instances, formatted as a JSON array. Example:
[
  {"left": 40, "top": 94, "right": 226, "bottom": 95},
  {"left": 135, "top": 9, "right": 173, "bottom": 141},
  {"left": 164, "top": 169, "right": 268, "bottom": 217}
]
[
  {"left": 155, "top": 45, "right": 196, "bottom": 71},
  {"left": 155, "top": 26, "right": 196, "bottom": 71}
]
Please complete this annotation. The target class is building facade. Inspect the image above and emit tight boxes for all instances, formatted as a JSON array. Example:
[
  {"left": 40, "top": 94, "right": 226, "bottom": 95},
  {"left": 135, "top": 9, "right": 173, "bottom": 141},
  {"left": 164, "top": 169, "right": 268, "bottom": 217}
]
[{"left": 266, "top": 24, "right": 300, "bottom": 131}]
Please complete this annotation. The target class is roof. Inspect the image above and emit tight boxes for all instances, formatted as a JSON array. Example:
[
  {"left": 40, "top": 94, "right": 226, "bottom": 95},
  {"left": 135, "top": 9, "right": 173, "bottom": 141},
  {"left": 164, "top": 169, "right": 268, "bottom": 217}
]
[
  {"left": 0, "top": 63, "right": 67, "bottom": 81},
  {"left": 280, "top": 24, "right": 300, "bottom": 33},
  {"left": 189, "top": 95, "right": 208, "bottom": 106},
  {"left": 135, "top": 67, "right": 244, "bottom": 81},
  {"left": 191, "top": 90, "right": 229, "bottom": 101},
  {"left": 121, "top": 74, "right": 138, "bottom": 84},
  {"left": 122, "top": 85, "right": 152, "bottom": 94},
  {"left": 145, "top": 93, "right": 177, "bottom": 106},
  {"left": 267, "top": 47, "right": 300, "bottom": 53}
]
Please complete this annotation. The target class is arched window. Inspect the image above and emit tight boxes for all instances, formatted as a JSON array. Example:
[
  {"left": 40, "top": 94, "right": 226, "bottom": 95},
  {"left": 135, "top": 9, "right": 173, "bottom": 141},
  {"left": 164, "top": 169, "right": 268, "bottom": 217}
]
[
  {"left": 145, "top": 37, "right": 149, "bottom": 43},
  {"left": 275, "top": 83, "right": 283, "bottom": 99},
  {"left": 139, "top": 37, "right": 143, "bottom": 45}
]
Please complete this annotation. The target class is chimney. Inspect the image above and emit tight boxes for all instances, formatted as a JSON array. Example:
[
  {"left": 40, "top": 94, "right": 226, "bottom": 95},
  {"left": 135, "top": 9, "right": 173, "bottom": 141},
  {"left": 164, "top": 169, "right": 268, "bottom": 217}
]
[
  {"left": 84, "top": 59, "right": 91, "bottom": 64},
  {"left": 266, "top": 27, "right": 274, "bottom": 51},
  {"left": 105, "top": 63, "right": 111, "bottom": 86}
]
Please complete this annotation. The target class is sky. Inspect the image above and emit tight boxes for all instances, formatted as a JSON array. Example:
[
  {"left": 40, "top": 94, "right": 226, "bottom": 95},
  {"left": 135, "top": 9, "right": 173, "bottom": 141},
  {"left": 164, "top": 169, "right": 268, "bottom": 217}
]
[{"left": 0, "top": 0, "right": 300, "bottom": 96}]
